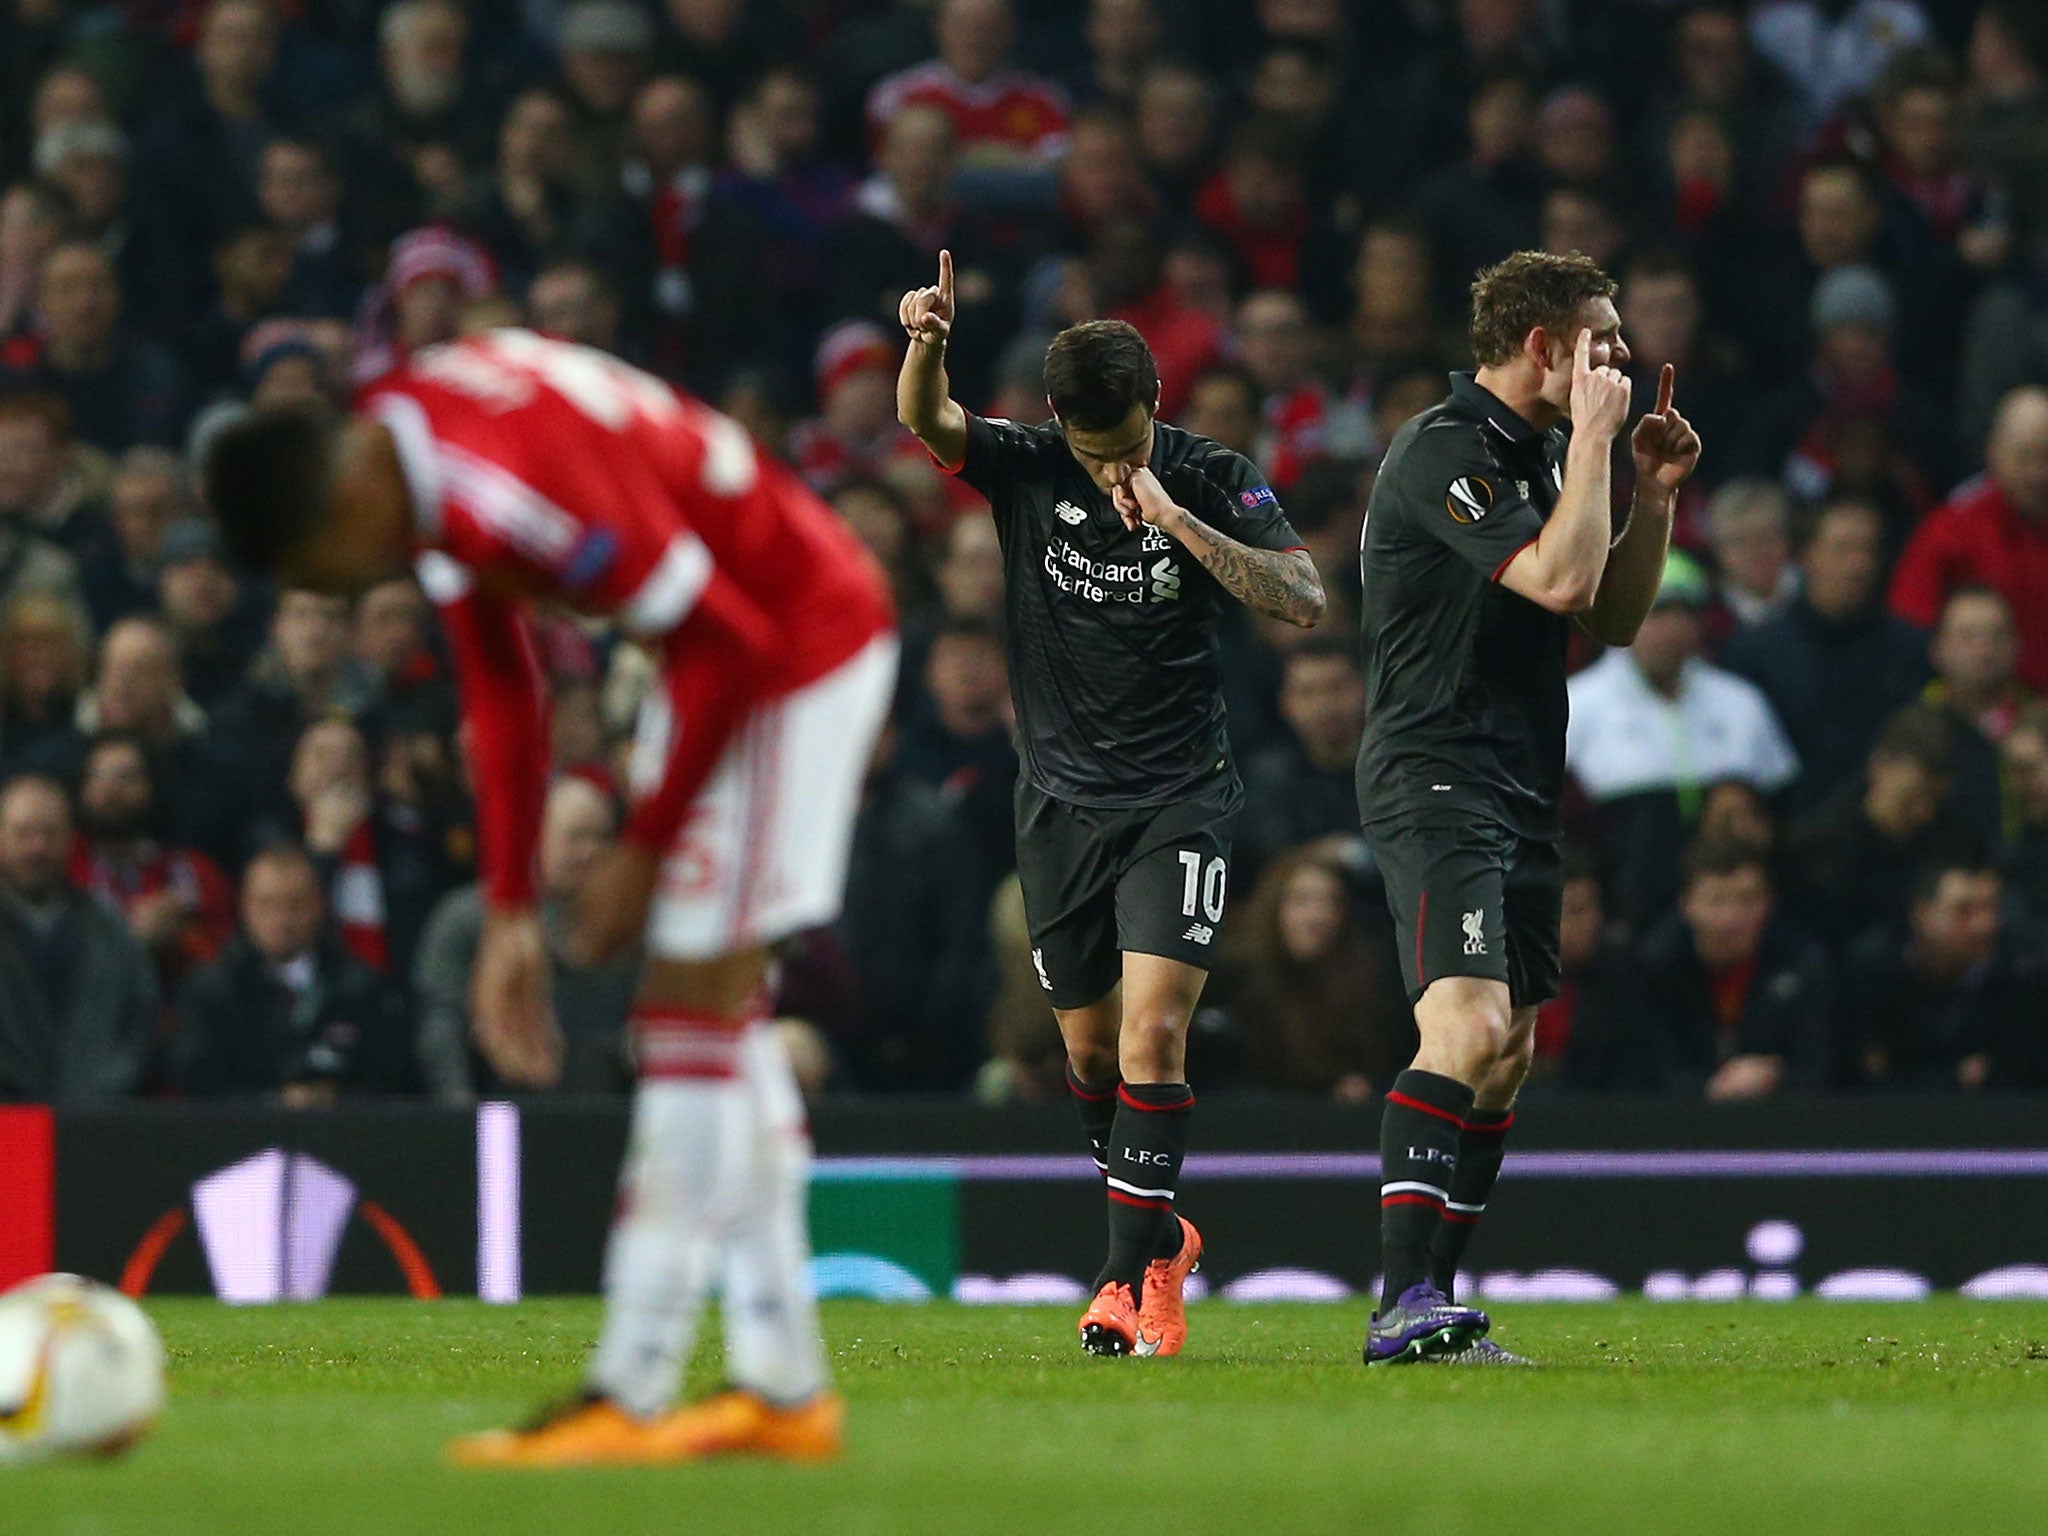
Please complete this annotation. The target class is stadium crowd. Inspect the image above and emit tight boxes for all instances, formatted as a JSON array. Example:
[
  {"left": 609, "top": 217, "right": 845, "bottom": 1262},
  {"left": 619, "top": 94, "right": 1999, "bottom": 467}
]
[{"left": 2, "top": 0, "right": 2048, "bottom": 1105}]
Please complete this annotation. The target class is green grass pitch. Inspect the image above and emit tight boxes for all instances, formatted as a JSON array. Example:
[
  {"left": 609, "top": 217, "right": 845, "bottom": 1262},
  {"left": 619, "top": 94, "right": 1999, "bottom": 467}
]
[{"left": 11, "top": 1298, "right": 2048, "bottom": 1536}]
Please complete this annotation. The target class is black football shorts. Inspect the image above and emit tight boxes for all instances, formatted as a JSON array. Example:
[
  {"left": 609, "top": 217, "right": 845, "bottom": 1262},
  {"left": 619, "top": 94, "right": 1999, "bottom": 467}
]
[
  {"left": 1013, "top": 777, "right": 1240, "bottom": 1010},
  {"left": 1365, "top": 811, "right": 1562, "bottom": 1008}
]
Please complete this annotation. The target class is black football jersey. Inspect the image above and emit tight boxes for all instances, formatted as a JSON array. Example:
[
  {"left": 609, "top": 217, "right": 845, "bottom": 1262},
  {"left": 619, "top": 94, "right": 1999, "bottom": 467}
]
[{"left": 952, "top": 414, "right": 1305, "bottom": 808}]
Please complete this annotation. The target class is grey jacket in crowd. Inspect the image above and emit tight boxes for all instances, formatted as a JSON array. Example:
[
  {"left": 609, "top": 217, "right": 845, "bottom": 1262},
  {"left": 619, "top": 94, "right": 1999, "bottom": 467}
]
[{"left": 0, "top": 887, "right": 156, "bottom": 1101}]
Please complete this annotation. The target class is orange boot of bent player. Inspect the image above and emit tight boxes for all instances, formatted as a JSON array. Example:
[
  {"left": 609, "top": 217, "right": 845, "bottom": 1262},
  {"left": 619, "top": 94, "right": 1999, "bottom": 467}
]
[
  {"left": 1136, "top": 1215, "right": 1203, "bottom": 1358},
  {"left": 447, "top": 1395, "right": 678, "bottom": 1468},
  {"left": 1078, "top": 1281, "right": 1141, "bottom": 1356},
  {"left": 651, "top": 1390, "right": 845, "bottom": 1462}
]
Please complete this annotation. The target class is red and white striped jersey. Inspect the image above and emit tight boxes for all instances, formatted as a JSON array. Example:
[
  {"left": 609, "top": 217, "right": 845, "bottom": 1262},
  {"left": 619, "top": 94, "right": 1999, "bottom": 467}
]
[{"left": 361, "top": 329, "right": 894, "bottom": 906}]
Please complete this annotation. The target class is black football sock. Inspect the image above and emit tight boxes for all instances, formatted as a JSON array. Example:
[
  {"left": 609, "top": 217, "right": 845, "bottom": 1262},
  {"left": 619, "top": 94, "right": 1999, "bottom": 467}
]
[
  {"left": 1377, "top": 1069, "right": 1474, "bottom": 1312},
  {"left": 1429, "top": 1108, "right": 1514, "bottom": 1299},
  {"left": 1065, "top": 1061, "right": 1119, "bottom": 1179},
  {"left": 1096, "top": 1082, "right": 1194, "bottom": 1301}
]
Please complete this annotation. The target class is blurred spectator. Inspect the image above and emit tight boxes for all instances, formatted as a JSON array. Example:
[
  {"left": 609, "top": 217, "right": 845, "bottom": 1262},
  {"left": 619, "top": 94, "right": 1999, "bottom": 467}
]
[
  {"left": 1789, "top": 701, "right": 1971, "bottom": 949},
  {"left": 1703, "top": 480, "right": 1796, "bottom": 631},
  {"left": 1750, "top": 265, "right": 1953, "bottom": 507},
  {"left": 1533, "top": 86, "right": 1618, "bottom": 191},
  {"left": 132, "top": 0, "right": 283, "bottom": 322},
  {"left": 0, "top": 399, "right": 89, "bottom": 610},
  {"left": 2003, "top": 703, "right": 2048, "bottom": 935},
  {"left": 4, "top": 242, "right": 189, "bottom": 452},
  {"left": 182, "top": 222, "right": 296, "bottom": 401},
  {"left": 1208, "top": 846, "right": 1408, "bottom": 1099},
  {"left": 1617, "top": 250, "right": 1748, "bottom": 498},
  {"left": 1234, "top": 288, "right": 1366, "bottom": 487},
  {"left": 288, "top": 716, "right": 456, "bottom": 980},
  {"left": 832, "top": 104, "right": 1010, "bottom": 403},
  {"left": 1639, "top": 3, "right": 1802, "bottom": 216},
  {"left": 0, "top": 390, "right": 100, "bottom": 570},
  {"left": 256, "top": 135, "right": 359, "bottom": 319},
  {"left": 1072, "top": 0, "right": 1162, "bottom": 107},
  {"left": 528, "top": 258, "right": 626, "bottom": 353},
  {"left": 0, "top": 180, "right": 70, "bottom": 343},
  {"left": 1566, "top": 552, "right": 1800, "bottom": 926},
  {"left": 349, "top": 225, "right": 498, "bottom": 385},
  {"left": 155, "top": 520, "right": 267, "bottom": 709},
  {"left": 351, "top": 576, "right": 441, "bottom": 706},
  {"left": 1054, "top": 107, "right": 1156, "bottom": 251},
  {"left": 1843, "top": 853, "right": 2048, "bottom": 1089},
  {"left": 414, "top": 775, "right": 636, "bottom": 1101},
  {"left": 1624, "top": 836, "right": 1832, "bottom": 1099},
  {"left": 866, "top": 0, "right": 1069, "bottom": 170},
  {"left": 1928, "top": 586, "right": 2031, "bottom": 744},
  {"left": 1748, "top": 0, "right": 1934, "bottom": 131},
  {"left": 1346, "top": 218, "right": 1443, "bottom": 397},
  {"left": 832, "top": 725, "right": 995, "bottom": 1091},
  {"left": 212, "top": 589, "right": 377, "bottom": 825},
  {"left": 1873, "top": 48, "right": 1984, "bottom": 251},
  {"left": 1195, "top": 117, "right": 1324, "bottom": 300},
  {"left": 344, "top": 0, "right": 501, "bottom": 236},
  {"left": 79, "top": 447, "right": 190, "bottom": 632},
  {"left": 896, "top": 613, "right": 1017, "bottom": 880},
  {"left": 556, "top": 2, "right": 656, "bottom": 199},
  {"left": 1724, "top": 496, "right": 1930, "bottom": 813},
  {"left": 1132, "top": 61, "right": 1217, "bottom": 213},
  {"left": 69, "top": 730, "right": 235, "bottom": 994},
  {"left": 1415, "top": 75, "right": 1541, "bottom": 288},
  {"left": 714, "top": 66, "right": 853, "bottom": 350},
  {"left": 173, "top": 842, "right": 412, "bottom": 1102},
  {"left": 1528, "top": 848, "right": 1638, "bottom": 1089},
  {"left": 464, "top": 86, "right": 584, "bottom": 295},
  {"left": 0, "top": 591, "right": 92, "bottom": 772},
  {"left": 0, "top": 773, "right": 155, "bottom": 1101},
  {"left": 790, "top": 320, "right": 918, "bottom": 495},
  {"left": 1890, "top": 387, "right": 2048, "bottom": 692},
  {"left": 1922, "top": 586, "right": 2022, "bottom": 847},
  {"left": 1237, "top": 636, "right": 1365, "bottom": 878},
  {"left": 1180, "top": 364, "right": 1262, "bottom": 459},
  {"left": 1539, "top": 185, "right": 1626, "bottom": 272},
  {"left": 833, "top": 479, "right": 931, "bottom": 616}
]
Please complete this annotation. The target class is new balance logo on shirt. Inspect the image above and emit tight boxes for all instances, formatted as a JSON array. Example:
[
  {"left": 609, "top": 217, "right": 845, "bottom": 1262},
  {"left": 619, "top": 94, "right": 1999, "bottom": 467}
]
[
  {"left": 1054, "top": 500, "right": 1088, "bottom": 524},
  {"left": 1182, "top": 923, "right": 1214, "bottom": 945}
]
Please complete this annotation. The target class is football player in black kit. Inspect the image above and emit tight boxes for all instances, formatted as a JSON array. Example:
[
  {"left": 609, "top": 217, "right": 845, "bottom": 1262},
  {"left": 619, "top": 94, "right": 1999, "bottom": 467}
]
[
  {"left": 896, "top": 251, "right": 1326, "bottom": 1357},
  {"left": 1356, "top": 252, "right": 1700, "bottom": 1364}
]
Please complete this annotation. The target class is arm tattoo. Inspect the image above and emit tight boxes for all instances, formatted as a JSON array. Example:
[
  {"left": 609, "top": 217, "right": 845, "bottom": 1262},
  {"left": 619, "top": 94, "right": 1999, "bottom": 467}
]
[{"left": 1175, "top": 514, "right": 1326, "bottom": 627}]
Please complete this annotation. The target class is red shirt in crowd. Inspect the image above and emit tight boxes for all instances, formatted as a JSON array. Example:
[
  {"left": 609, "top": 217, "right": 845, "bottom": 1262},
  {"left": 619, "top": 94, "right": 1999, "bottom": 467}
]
[
  {"left": 69, "top": 835, "right": 235, "bottom": 983},
  {"left": 866, "top": 61, "right": 1069, "bottom": 158},
  {"left": 1889, "top": 476, "right": 2048, "bottom": 692},
  {"left": 362, "top": 330, "right": 894, "bottom": 907}
]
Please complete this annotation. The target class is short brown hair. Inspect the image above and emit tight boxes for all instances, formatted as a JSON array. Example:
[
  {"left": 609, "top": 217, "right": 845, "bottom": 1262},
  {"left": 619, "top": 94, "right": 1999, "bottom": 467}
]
[
  {"left": 1043, "top": 320, "right": 1159, "bottom": 433},
  {"left": 1468, "top": 250, "right": 1618, "bottom": 367}
]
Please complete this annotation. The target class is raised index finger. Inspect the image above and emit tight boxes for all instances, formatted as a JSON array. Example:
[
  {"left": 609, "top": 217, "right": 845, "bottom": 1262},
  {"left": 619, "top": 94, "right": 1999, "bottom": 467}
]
[
  {"left": 1575, "top": 328, "right": 1591, "bottom": 373},
  {"left": 1656, "top": 362, "right": 1675, "bottom": 417},
  {"left": 938, "top": 248, "right": 954, "bottom": 305}
]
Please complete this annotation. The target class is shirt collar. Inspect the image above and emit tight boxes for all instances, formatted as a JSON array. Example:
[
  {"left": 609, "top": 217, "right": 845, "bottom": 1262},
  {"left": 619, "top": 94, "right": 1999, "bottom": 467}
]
[{"left": 1447, "top": 372, "right": 1542, "bottom": 446}]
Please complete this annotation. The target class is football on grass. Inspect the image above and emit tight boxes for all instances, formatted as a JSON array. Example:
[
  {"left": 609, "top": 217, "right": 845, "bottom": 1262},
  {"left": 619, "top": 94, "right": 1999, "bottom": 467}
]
[{"left": 0, "top": 1274, "right": 165, "bottom": 1464}]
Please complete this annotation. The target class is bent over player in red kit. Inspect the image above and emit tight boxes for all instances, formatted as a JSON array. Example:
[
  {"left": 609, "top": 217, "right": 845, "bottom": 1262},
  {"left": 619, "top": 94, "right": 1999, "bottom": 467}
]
[{"left": 204, "top": 330, "right": 896, "bottom": 1466}]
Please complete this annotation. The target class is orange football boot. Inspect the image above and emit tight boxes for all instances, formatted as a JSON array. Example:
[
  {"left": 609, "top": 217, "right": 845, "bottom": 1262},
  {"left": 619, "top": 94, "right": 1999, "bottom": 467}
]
[
  {"left": 1136, "top": 1215, "right": 1203, "bottom": 1358},
  {"left": 651, "top": 1390, "right": 845, "bottom": 1463},
  {"left": 446, "top": 1395, "right": 676, "bottom": 1468},
  {"left": 1078, "top": 1281, "right": 1141, "bottom": 1356}
]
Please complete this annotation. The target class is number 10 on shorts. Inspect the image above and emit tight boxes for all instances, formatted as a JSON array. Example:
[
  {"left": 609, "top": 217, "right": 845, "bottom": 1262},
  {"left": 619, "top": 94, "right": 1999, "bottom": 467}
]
[{"left": 1178, "top": 850, "right": 1227, "bottom": 923}]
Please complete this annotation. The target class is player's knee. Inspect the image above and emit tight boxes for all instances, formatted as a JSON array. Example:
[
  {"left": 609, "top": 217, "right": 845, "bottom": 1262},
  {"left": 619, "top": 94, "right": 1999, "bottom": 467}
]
[
  {"left": 1117, "top": 1010, "right": 1189, "bottom": 1081},
  {"left": 1065, "top": 1038, "right": 1119, "bottom": 1085}
]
